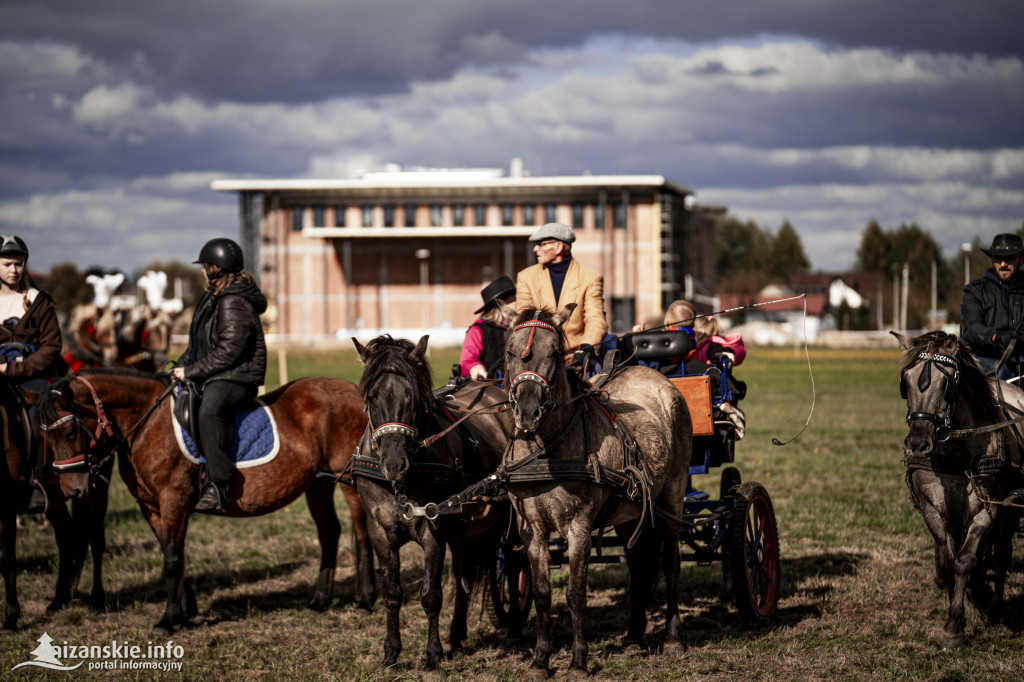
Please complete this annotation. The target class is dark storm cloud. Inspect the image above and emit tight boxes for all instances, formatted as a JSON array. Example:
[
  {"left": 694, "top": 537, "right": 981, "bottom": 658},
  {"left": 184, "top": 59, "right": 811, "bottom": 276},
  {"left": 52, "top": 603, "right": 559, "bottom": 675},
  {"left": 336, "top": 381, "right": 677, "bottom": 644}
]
[{"left": 1, "top": 0, "right": 1019, "bottom": 104}]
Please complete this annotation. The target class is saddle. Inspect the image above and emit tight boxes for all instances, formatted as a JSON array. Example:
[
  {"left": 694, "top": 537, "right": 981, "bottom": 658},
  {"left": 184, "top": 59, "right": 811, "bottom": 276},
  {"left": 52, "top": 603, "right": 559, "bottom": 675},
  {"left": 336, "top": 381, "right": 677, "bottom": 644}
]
[{"left": 173, "top": 380, "right": 202, "bottom": 447}]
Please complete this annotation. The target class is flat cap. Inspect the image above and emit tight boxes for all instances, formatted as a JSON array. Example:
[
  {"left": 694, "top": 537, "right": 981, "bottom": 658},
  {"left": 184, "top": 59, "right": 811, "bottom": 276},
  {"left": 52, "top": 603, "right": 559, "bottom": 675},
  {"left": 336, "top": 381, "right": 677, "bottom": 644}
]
[{"left": 528, "top": 222, "right": 576, "bottom": 244}]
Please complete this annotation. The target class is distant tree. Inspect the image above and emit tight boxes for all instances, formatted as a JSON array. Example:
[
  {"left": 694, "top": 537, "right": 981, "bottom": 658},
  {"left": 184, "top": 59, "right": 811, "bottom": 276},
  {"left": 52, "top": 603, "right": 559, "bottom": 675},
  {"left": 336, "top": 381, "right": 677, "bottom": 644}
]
[
  {"left": 768, "top": 220, "right": 810, "bottom": 280},
  {"left": 717, "top": 217, "right": 776, "bottom": 294},
  {"left": 855, "top": 219, "right": 890, "bottom": 272},
  {"left": 39, "top": 262, "right": 89, "bottom": 313}
]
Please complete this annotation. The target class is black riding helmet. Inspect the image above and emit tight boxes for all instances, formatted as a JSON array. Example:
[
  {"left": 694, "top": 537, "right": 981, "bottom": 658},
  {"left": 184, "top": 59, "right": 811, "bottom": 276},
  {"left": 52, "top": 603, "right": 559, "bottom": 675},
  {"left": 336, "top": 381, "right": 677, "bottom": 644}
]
[
  {"left": 0, "top": 235, "right": 28, "bottom": 260},
  {"left": 194, "top": 238, "right": 244, "bottom": 274}
]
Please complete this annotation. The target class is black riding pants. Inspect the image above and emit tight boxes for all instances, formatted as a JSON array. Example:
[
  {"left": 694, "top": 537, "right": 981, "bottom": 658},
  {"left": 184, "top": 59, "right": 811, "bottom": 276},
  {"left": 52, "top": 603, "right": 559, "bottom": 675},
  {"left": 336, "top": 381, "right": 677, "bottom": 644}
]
[{"left": 198, "top": 380, "right": 256, "bottom": 488}]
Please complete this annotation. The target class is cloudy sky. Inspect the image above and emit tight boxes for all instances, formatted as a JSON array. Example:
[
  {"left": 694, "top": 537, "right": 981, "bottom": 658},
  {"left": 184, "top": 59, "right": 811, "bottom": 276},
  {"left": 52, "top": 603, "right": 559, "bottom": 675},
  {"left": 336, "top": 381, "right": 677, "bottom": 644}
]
[{"left": 3, "top": 1, "right": 1022, "bottom": 274}]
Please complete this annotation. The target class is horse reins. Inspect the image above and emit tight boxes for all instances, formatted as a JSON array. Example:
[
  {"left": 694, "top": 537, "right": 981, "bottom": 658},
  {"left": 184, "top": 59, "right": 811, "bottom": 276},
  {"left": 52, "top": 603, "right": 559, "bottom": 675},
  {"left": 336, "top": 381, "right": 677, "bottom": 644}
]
[{"left": 44, "top": 375, "right": 176, "bottom": 476}]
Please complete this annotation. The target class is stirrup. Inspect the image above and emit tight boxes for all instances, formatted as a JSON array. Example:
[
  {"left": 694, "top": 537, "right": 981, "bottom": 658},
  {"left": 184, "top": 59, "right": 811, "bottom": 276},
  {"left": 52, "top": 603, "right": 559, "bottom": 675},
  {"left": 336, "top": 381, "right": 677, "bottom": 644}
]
[{"left": 194, "top": 483, "right": 225, "bottom": 512}]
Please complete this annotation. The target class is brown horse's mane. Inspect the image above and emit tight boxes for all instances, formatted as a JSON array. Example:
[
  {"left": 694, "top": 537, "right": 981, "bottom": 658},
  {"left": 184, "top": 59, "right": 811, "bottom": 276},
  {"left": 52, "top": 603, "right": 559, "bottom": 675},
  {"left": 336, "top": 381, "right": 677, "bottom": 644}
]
[
  {"left": 356, "top": 335, "right": 434, "bottom": 413},
  {"left": 36, "top": 367, "right": 167, "bottom": 431},
  {"left": 899, "top": 331, "right": 1001, "bottom": 423}
]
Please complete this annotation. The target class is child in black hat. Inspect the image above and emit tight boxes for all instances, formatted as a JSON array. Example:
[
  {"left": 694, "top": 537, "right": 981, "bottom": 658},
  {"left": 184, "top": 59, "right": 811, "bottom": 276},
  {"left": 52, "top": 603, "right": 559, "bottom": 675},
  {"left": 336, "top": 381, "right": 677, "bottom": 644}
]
[{"left": 460, "top": 276, "right": 516, "bottom": 380}]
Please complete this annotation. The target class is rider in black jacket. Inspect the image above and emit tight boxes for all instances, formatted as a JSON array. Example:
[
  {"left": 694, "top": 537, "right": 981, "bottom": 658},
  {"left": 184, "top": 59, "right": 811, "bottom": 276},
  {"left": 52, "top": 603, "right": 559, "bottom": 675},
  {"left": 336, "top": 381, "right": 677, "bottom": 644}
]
[
  {"left": 961, "top": 233, "right": 1024, "bottom": 380},
  {"left": 173, "top": 238, "right": 267, "bottom": 512}
]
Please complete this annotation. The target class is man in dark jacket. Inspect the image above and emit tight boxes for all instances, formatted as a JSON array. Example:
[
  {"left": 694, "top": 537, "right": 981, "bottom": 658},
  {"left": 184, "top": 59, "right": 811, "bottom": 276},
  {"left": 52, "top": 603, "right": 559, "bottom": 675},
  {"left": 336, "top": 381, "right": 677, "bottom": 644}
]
[
  {"left": 172, "top": 238, "right": 267, "bottom": 512},
  {"left": 961, "top": 233, "right": 1024, "bottom": 380}
]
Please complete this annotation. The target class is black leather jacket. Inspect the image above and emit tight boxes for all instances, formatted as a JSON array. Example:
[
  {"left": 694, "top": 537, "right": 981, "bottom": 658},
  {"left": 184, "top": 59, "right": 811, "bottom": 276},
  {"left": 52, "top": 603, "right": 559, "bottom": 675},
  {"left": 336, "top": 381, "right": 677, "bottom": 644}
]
[
  {"left": 179, "top": 280, "right": 268, "bottom": 386},
  {"left": 960, "top": 269, "right": 1024, "bottom": 359}
]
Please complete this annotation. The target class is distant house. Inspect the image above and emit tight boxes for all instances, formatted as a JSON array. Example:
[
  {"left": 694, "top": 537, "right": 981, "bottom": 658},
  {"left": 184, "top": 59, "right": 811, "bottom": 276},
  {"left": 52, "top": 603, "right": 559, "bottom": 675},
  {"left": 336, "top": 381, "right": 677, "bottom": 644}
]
[{"left": 718, "top": 271, "right": 888, "bottom": 343}]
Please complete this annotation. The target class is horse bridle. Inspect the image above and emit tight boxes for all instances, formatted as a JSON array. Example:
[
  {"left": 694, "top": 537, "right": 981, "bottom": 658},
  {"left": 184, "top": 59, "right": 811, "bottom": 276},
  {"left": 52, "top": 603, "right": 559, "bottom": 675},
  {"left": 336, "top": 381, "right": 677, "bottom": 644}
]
[
  {"left": 41, "top": 376, "right": 119, "bottom": 477},
  {"left": 901, "top": 351, "right": 960, "bottom": 442},
  {"left": 43, "top": 375, "right": 175, "bottom": 478},
  {"left": 508, "top": 318, "right": 559, "bottom": 420}
]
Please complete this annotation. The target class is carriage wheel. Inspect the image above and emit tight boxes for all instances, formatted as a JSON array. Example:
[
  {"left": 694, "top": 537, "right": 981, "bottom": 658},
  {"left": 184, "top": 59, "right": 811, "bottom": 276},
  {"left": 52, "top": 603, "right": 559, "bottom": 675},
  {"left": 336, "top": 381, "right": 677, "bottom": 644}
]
[
  {"left": 726, "top": 482, "right": 779, "bottom": 626},
  {"left": 719, "top": 466, "right": 742, "bottom": 594},
  {"left": 484, "top": 540, "right": 533, "bottom": 630}
]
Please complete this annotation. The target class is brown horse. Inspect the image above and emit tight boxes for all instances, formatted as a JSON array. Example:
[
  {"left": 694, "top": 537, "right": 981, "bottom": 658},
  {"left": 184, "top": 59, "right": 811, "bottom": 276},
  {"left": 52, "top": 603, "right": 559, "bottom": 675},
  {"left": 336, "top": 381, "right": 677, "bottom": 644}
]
[
  {"left": 1, "top": 379, "right": 111, "bottom": 630},
  {"left": 895, "top": 330, "right": 1024, "bottom": 648},
  {"left": 499, "top": 303, "right": 692, "bottom": 680},
  {"left": 34, "top": 368, "right": 376, "bottom": 633},
  {"left": 351, "top": 335, "right": 515, "bottom": 669}
]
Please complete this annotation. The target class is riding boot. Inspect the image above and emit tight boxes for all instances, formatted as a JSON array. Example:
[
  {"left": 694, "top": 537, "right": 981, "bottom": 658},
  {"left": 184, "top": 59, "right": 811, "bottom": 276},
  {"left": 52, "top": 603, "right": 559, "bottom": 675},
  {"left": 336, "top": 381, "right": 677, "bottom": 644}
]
[
  {"left": 194, "top": 481, "right": 227, "bottom": 513},
  {"left": 26, "top": 478, "right": 47, "bottom": 515}
]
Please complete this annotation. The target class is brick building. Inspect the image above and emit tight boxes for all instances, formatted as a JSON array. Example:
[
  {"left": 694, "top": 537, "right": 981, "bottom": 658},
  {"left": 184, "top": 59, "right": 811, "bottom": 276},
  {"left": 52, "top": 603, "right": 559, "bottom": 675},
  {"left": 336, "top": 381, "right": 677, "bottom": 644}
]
[{"left": 212, "top": 161, "right": 719, "bottom": 345}]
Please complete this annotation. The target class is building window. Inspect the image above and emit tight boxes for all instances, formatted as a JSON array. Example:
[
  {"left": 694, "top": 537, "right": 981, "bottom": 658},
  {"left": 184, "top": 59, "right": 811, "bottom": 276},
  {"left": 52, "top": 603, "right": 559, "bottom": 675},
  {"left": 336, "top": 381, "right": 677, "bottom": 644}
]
[
  {"left": 334, "top": 205, "right": 347, "bottom": 227},
  {"left": 453, "top": 205, "right": 465, "bottom": 226},
  {"left": 362, "top": 206, "right": 373, "bottom": 228},
  {"left": 523, "top": 204, "right": 535, "bottom": 226},
  {"left": 431, "top": 205, "right": 443, "bottom": 227},
  {"left": 611, "top": 296, "right": 636, "bottom": 334},
  {"left": 404, "top": 205, "right": 416, "bottom": 227},
  {"left": 572, "top": 203, "right": 583, "bottom": 227},
  {"left": 545, "top": 204, "right": 556, "bottom": 223},
  {"left": 502, "top": 204, "right": 514, "bottom": 227},
  {"left": 614, "top": 202, "right": 626, "bottom": 228},
  {"left": 313, "top": 205, "right": 325, "bottom": 227},
  {"left": 474, "top": 204, "right": 487, "bottom": 226},
  {"left": 291, "top": 207, "right": 303, "bottom": 232},
  {"left": 383, "top": 205, "right": 395, "bottom": 227},
  {"left": 594, "top": 203, "right": 605, "bottom": 230}
]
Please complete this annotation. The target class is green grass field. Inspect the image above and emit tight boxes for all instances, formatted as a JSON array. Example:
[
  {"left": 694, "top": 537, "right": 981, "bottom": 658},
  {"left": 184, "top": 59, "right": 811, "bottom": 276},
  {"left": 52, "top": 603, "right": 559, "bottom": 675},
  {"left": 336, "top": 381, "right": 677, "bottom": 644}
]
[{"left": 2, "top": 345, "right": 1024, "bottom": 680}]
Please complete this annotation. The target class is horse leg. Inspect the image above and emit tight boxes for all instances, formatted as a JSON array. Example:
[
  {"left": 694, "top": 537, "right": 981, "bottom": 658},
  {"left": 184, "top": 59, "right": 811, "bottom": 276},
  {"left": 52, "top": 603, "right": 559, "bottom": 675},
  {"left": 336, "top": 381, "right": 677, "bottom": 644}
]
[
  {"left": 0, "top": 510, "right": 19, "bottom": 630},
  {"left": 304, "top": 482, "right": 340, "bottom": 612},
  {"left": 141, "top": 504, "right": 190, "bottom": 634},
  {"left": 447, "top": 540, "right": 469, "bottom": 651},
  {"left": 369, "top": 525, "right": 404, "bottom": 667},
  {"left": 987, "top": 512, "right": 1016, "bottom": 624},
  {"left": 86, "top": 463, "right": 113, "bottom": 612},
  {"left": 938, "top": 510, "right": 995, "bottom": 649},
  {"left": 342, "top": 487, "right": 376, "bottom": 612},
  {"left": 44, "top": 503, "right": 76, "bottom": 614},
  {"left": 565, "top": 517, "right": 594, "bottom": 679},
  {"left": 420, "top": 530, "right": 446, "bottom": 669},
  {"left": 621, "top": 523, "right": 656, "bottom": 653},
  {"left": 523, "top": 521, "right": 553, "bottom": 682}
]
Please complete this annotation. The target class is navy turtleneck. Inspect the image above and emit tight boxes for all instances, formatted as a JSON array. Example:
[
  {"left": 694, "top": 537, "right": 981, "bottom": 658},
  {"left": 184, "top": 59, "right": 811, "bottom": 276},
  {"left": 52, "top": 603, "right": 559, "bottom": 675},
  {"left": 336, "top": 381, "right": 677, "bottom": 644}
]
[{"left": 547, "top": 255, "right": 572, "bottom": 303}]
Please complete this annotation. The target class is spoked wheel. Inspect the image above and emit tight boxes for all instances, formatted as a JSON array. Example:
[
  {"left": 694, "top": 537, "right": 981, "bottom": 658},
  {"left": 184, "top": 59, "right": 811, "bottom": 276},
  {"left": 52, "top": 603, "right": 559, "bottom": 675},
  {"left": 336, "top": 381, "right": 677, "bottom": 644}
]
[
  {"left": 726, "top": 482, "right": 780, "bottom": 626},
  {"left": 484, "top": 538, "right": 533, "bottom": 630},
  {"left": 719, "top": 466, "right": 742, "bottom": 594}
]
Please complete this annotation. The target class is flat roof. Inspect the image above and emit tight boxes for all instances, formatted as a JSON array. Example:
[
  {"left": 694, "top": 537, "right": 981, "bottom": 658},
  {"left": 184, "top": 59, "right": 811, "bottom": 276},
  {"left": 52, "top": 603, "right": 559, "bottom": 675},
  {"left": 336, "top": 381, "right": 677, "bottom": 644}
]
[{"left": 211, "top": 174, "right": 692, "bottom": 196}]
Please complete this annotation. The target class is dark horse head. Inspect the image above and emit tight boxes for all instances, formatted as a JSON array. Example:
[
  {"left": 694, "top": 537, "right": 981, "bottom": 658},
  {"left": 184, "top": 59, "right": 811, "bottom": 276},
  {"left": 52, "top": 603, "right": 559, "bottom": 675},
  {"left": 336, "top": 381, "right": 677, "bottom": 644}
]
[
  {"left": 893, "top": 331, "right": 999, "bottom": 457},
  {"left": 497, "top": 302, "right": 575, "bottom": 434},
  {"left": 353, "top": 335, "right": 433, "bottom": 482}
]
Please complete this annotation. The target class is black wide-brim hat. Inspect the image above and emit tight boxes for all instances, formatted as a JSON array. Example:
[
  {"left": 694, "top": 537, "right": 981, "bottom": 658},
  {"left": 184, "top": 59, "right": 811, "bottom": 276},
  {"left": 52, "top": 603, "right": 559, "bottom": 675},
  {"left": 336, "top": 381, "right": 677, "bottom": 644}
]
[
  {"left": 981, "top": 233, "right": 1024, "bottom": 258},
  {"left": 474, "top": 276, "right": 516, "bottom": 314}
]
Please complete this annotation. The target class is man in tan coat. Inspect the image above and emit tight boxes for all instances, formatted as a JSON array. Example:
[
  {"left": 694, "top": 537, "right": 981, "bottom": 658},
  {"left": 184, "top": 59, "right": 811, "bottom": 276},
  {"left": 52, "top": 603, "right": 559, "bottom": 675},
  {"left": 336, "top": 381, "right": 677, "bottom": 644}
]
[{"left": 515, "top": 222, "right": 608, "bottom": 352}]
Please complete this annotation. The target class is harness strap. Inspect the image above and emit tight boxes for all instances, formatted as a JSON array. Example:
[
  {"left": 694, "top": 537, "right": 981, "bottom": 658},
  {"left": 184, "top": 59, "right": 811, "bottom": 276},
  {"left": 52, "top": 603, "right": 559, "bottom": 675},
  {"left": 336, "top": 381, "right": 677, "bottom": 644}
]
[{"left": 418, "top": 400, "right": 510, "bottom": 448}]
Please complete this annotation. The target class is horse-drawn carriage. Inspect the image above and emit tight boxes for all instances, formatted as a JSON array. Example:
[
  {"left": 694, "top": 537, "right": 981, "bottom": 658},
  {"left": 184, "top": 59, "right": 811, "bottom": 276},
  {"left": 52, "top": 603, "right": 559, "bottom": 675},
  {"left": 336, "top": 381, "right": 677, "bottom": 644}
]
[{"left": 484, "top": 323, "right": 779, "bottom": 635}]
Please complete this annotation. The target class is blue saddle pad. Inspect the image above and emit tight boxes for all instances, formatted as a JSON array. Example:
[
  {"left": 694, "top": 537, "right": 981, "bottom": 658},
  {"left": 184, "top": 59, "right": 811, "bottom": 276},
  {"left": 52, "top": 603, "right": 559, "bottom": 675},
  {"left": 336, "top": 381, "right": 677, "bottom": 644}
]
[{"left": 171, "top": 395, "right": 280, "bottom": 468}]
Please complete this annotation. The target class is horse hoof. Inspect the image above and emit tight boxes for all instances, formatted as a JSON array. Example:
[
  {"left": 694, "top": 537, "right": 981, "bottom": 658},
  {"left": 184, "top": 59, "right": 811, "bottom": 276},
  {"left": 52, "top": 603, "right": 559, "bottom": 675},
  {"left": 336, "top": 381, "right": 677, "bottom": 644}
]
[
  {"left": 566, "top": 667, "right": 589, "bottom": 681},
  {"left": 45, "top": 599, "right": 69, "bottom": 615},
  {"left": 306, "top": 599, "right": 329, "bottom": 613},
  {"left": 153, "top": 621, "right": 181, "bottom": 637},
  {"left": 663, "top": 639, "right": 684, "bottom": 655},
  {"left": 2, "top": 620, "right": 18, "bottom": 632},
  {"left": 935, "top": 633, "right": 967, "bottom": 650},
  {"left": 524, "top": 667, "right": 549, "bottom": 682}
]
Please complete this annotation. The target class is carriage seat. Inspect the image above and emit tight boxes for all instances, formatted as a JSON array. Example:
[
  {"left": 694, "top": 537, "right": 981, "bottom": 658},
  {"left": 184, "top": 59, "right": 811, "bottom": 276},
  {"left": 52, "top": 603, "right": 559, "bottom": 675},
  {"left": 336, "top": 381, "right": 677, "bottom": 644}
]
[{"left": 617, "top": 330, "right": 692, "bottom": 365}]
